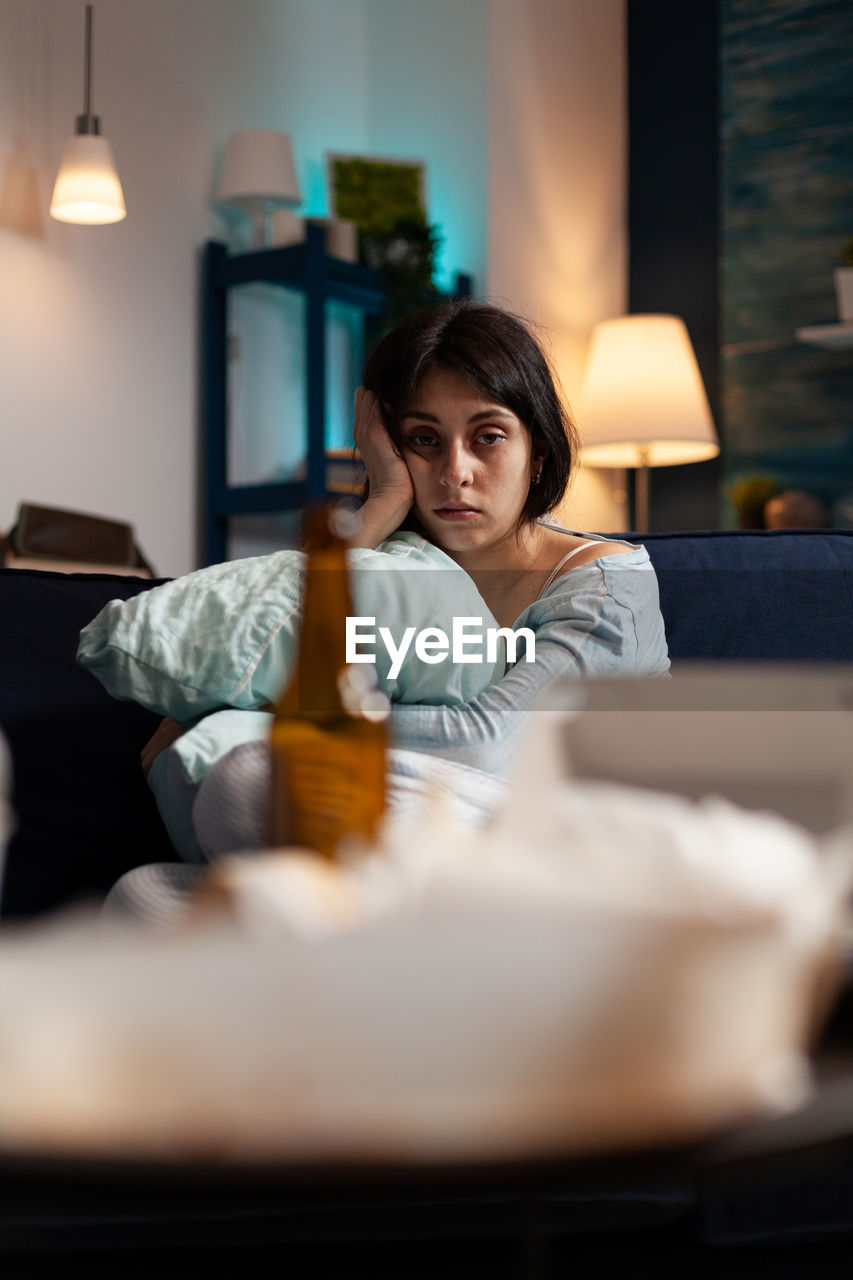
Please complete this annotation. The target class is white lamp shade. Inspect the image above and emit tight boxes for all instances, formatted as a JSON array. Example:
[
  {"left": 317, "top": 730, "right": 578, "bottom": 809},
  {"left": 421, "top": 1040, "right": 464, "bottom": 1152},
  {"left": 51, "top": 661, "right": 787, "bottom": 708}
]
[
  {"left": 579, "top": 314, "right": 719, "bottom": 468},
  {"left": 215, "top": 129, "right": 301, "bottom": 211},
  {"left": 50, "top": 134, "right": 126, "bottom": 225}
]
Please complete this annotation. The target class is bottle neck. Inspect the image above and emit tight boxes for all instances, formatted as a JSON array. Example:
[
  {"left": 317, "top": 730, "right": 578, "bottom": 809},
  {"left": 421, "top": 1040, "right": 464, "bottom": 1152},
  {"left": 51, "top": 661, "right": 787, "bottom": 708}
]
[{"left": 274, "top": 510, "right": 356, "bottom": 719}]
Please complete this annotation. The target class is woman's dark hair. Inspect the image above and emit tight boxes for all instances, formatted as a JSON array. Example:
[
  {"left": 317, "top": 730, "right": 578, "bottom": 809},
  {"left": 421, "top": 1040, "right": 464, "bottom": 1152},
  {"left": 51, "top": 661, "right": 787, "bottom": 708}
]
[{"left": 361, "top": 297, "right": 578, "bottom": 523}]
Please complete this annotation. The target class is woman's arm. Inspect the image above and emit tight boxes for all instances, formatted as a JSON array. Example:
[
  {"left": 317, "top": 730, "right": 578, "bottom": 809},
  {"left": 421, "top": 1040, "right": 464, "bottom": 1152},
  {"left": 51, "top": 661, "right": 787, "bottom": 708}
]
[{"left": 389, "top": 561, "right": 670, "bottom": 776}]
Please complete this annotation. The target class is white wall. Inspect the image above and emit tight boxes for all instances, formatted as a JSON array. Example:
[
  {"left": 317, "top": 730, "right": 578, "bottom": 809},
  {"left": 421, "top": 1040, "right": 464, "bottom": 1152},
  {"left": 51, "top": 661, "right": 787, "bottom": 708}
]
[
  {"left": 488, "top": 0, "right": 629, "bottom": 532},
  {"left": 364, "top": 0, "right": 488, "bottom": 293},
  {"left": 0, "top": 0, "right": 627, "bottom": 577},
  {"left": 0, "top": 0, "right": 370, "bottom": 577}
]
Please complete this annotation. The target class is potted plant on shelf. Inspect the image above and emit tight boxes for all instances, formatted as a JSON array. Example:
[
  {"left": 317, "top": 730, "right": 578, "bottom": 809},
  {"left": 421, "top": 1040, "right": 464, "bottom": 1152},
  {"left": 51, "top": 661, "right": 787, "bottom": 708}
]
[
  {"left": 835, "top": 237, "right": 853, "bottom": 323},
  {"left": 328, "top": 155, "right": 442, "bottom": 334}
]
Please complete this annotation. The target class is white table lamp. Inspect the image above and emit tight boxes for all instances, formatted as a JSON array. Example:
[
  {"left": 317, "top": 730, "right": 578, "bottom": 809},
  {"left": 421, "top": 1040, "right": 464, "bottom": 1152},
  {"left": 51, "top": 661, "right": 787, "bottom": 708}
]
[
  {"left": 215, "top": 129, "right": 301, "bottom": 247},
  {"left": 579, "top": 315, "right": 719, "bottom": 531}
]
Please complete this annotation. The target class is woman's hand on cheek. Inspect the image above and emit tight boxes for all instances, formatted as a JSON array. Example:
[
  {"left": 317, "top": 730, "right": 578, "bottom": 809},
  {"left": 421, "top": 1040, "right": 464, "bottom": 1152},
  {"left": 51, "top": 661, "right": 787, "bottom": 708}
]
[
  {"left": 354, "top": 387, "right": 414, "bottom": 507},
  {"left": 352, "top": 387, "right": 415, "bottom": 546}
]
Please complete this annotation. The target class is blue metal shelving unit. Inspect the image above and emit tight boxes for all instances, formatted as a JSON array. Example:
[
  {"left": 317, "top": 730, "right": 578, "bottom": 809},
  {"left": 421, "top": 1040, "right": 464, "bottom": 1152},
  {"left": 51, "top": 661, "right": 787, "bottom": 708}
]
[{"left": 200, "top": 223, "right": 472, "bottom": 566}]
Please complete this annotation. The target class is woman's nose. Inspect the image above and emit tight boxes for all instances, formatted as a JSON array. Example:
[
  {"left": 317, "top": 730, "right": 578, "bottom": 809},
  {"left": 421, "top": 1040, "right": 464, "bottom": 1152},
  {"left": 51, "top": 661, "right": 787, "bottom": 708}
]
[{"left": 439, "top": 443, "right": 474, "bottom": 488}]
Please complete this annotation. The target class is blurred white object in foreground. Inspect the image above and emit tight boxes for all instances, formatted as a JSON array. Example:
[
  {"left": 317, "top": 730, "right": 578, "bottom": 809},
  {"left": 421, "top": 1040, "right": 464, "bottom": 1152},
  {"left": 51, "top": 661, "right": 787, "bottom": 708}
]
[
  {"left": 555, "top": 667, "right": 853, "bottom": 837},
  {"left": 0, "top": 771, "right": 848, "bottom": 1164}
]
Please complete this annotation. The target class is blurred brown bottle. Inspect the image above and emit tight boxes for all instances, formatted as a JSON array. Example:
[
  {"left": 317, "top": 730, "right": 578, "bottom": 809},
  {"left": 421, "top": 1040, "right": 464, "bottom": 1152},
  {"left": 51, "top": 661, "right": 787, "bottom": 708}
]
[{"left": 269, "top": 504, "right": 388, "bottom": 859}]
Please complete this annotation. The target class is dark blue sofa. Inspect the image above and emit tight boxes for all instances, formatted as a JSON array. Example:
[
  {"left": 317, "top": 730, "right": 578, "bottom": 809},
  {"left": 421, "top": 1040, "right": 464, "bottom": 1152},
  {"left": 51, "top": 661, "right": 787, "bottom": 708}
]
[
  {"left": 639, "top": 528, "right": 853, "bottom": 663},
  {"left": 1, "top": 529, "right": 852, "bottom": 1277},
  {"left": 3, "top": 528, "right": 852, "bottom": 921}
]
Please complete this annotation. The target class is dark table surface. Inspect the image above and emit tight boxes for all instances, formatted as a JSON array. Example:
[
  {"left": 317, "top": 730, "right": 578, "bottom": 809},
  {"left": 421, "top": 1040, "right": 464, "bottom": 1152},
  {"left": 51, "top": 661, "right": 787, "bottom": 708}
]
[
  {"left": 2, "top": 1053, "right": 853, "bottom": 1238},
  {"left": 3, "top": 991, "right": 853, "bottom": 1278}
]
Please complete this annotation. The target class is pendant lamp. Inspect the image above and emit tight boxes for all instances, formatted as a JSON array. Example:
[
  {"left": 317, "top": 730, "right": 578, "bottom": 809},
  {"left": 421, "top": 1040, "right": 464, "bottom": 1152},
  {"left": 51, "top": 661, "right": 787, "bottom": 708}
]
[{"left": 50, "top": 5, "right": 126, "bottom": 225}]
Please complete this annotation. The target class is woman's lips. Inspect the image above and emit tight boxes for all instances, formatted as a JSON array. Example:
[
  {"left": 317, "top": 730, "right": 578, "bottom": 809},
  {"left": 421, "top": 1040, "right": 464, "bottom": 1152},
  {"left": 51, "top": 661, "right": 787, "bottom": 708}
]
[{"left": 434, "top": 507, "right": 480, "bottom": 521}]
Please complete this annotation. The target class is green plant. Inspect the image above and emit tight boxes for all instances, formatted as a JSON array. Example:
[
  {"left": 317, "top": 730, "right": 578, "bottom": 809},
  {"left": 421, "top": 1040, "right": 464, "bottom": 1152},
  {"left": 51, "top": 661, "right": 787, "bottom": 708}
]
[
  {"left": 361, "top": 219, "right": 443, "bottom": 332},
  {"left": 331, "top": 157, "right": 425, "bottom": 237},
  {"left": 330, "top": 156, "right": 442, "bottom": 332}
]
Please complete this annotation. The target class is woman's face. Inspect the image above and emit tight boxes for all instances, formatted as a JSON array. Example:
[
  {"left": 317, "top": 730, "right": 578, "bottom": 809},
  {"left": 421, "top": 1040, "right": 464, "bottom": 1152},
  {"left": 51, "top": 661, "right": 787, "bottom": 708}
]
[{"left": 398, "top": 366, "right": 539, "bottom": 562}]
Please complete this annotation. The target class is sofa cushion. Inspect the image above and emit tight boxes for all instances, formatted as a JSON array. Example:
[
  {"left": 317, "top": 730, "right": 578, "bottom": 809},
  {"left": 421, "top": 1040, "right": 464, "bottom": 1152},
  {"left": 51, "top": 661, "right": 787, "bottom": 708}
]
[{"left": 0, "top": 568, "right": 176, "bottom": 919}]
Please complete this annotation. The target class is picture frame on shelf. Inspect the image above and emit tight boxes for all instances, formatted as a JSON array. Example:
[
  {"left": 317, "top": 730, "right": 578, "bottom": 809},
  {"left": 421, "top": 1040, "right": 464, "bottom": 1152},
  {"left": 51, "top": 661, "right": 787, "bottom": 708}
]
[{"left": 326, "top": 152, "right": 427, "bottom": 241}]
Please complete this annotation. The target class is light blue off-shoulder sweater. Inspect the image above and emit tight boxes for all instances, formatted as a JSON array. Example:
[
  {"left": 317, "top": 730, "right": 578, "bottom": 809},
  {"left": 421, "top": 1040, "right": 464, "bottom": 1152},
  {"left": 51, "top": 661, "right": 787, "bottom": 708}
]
[{"left": 388, "top": 528, "right": 670, "bottom": 776}]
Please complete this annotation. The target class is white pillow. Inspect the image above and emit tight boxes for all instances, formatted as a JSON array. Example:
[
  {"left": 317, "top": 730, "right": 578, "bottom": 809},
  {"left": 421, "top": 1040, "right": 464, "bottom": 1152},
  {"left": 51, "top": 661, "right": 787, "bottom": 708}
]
[{"left": 77, "top": 531, "right": 505, "bottom": 722}]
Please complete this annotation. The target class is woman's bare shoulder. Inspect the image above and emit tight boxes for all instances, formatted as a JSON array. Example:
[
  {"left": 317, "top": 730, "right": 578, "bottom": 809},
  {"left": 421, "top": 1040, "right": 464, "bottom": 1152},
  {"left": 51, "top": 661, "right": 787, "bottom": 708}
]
[
  {"left": 539, "top": 524, "right": 640, "bottom": 576},
  {"left": 570, "top": 538, "right": 639, "bottom": 568}
]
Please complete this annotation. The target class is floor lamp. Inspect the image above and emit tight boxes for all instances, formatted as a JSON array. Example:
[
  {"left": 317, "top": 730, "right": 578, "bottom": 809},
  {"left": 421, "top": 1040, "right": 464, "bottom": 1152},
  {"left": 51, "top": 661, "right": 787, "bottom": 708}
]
[{"left": 578, "top": 315, "right": 719, "bottom": 532}]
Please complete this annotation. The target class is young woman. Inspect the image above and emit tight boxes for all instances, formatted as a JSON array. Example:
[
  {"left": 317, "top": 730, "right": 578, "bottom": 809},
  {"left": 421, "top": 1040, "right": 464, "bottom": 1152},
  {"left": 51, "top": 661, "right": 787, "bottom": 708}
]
[
  {"left": 109, "top": 300, "right": 668, "bottom": 920},
  {"left": 141, "top": 297, "right": 668, "bottom": 782},
  {"left": 347, "top": 297, "right": 669, "bottom": 774}
]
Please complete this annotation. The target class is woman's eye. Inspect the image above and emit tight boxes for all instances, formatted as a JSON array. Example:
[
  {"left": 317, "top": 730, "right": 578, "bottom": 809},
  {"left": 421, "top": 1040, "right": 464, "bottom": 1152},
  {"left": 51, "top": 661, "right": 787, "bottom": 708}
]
[
  {"left": 408, "top": 434, "right": 438, "bottom": 448},
  {"left": 478, "top": 432, "right": 505, "bottom": 445}
]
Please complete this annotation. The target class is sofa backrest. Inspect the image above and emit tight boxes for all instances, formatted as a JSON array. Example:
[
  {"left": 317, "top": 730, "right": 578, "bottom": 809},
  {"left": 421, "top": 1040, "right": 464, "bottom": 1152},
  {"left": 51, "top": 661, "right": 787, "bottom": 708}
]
[{"left": 637, "top": 530, "right": 853, "bottom": 662}]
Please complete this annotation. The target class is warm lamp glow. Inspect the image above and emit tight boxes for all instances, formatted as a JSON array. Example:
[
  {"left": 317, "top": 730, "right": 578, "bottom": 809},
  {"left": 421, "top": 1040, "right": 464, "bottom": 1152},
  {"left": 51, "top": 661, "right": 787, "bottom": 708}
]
[
  {"left": 578, "top": 314, "right": 718, "bottom": 531},
  {"left": 49, "top": 6, "right": 126, "bottom": 227},
  {"left": 579, "top": 315, "right": 718, "bottom": 468},
  {"left": 50, "top": 135, "right": 126, "bottom": 225}
]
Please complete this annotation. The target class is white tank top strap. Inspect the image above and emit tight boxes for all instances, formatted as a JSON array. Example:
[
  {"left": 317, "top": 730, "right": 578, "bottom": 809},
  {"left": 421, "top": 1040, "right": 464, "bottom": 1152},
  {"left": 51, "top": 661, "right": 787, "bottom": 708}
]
[{"left": 539, "top": 539, "right": 602, "bottom": 595}]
